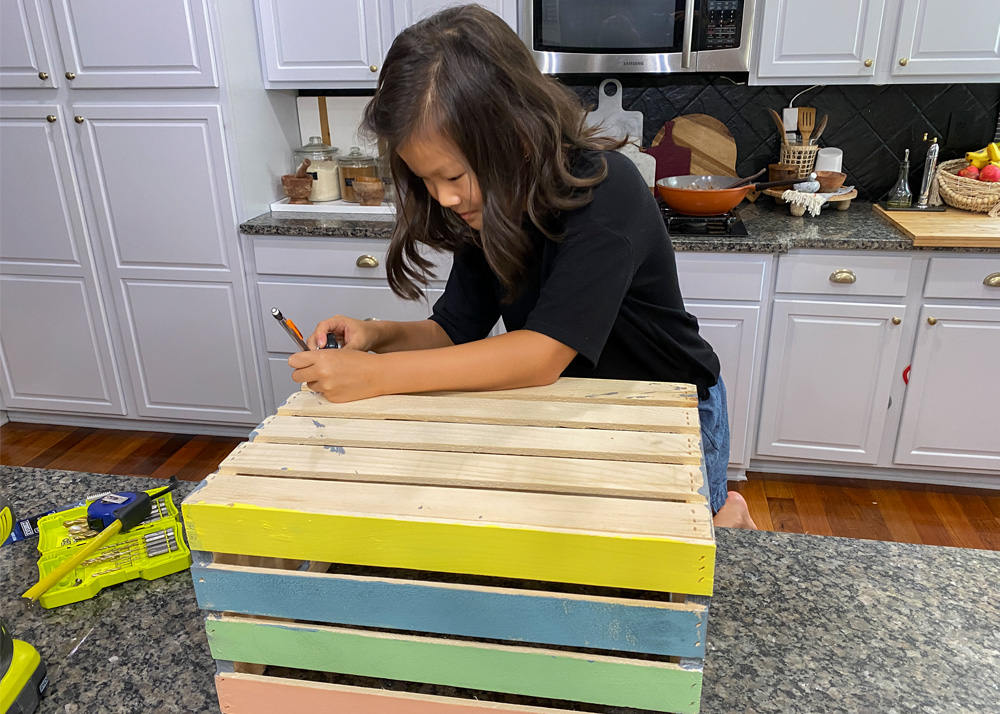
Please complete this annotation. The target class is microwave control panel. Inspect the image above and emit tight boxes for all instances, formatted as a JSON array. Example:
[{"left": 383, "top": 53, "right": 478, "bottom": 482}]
[{"left": 702, "top": 0, "right": 743, "bottom": 50}]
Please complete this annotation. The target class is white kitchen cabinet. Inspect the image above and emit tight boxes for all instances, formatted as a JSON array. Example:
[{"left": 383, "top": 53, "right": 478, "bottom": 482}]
[
  {"left": 753, "top": 0, "right": 999, "bottom": 83},
  {"left": 755, "top": 0, "right": 885, "bottom": 80},
  {"left": 676, "top": 254, "right": 771, "bottom": 475},
  {"left": 49, "top": 0, "right": 217, "bottom": 88},
  {"left": 254, "top": 0, "right": 386, "bottom": 88},
  {"left": 891, "top": 0, "right": 1000, "bottom": 78},
  {"left": 0, "top": 0, "right": 57, "bottom": 88},
  {"left": 756, "top": 299, "right": 907, "bottom": 464},
  {"left": 0, "top": 106, "right": 125, "bottom": 415},
  {"left": 255, "top": 0, "right": 517, "bottom": 88},
  {"left": 72, "top": 103, "right": 263, "bottom": 423}
]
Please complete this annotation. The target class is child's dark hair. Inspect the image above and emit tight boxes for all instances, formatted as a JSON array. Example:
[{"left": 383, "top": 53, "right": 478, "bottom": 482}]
[{"left": 362, "top": 4, "right": 624, "bottom": 301}]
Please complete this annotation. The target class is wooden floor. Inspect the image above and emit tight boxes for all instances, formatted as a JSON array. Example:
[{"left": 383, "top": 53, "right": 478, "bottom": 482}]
[{"left": 2, "top": 421, "right": 998, "bottom": 551}]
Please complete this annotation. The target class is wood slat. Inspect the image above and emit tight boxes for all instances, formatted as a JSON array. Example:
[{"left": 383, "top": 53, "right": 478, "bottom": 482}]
[
  {"left": 252, "top": 415, "right": 702, "bottom": 465},
  {"left": 392, "top": 377, "right": 698, "bottom": 407},
  {"left": 218, "top": 442, "right": 707, "bottom": 502},
  {"left": 216, "top": 673, "right": 580, "bottom": 714},
  {"left": 279, "top": 392, "right": 701, "bottom": 434},
  {"left": 192, "top": 557, "right": 707, "bottom": 658},
  {"left": 206, "top": 616, "right": 704, "bottom": 713},
  {"left": 183, "top": 475, "right": 715, "bottom": 594}
]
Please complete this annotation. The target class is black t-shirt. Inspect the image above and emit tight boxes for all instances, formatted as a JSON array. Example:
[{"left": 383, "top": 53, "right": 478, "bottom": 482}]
[{"left": 429, "top": 149, "right": 721, "bottom": 397}]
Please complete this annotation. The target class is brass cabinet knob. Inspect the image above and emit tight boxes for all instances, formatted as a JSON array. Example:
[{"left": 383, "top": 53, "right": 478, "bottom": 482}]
[
  {"left": 891, "top": 316, "right": 901, "bottom": 325},
  {"left": 369, "top": 64, "right": 378, "bottom": 73},
  {"left": 864, "top": 58, "right": 873, "bottom": 68},
  {"left": 829, "top": 269, "right": 856, "bottom": 284},
  {"left": 984, "top": 272, "right": 1000, "bottom": 288},
  {"left": 927, "top": 317, "right": 937, "bottom": 325},
  {"left": 356, "top": 254, "right": 379, "bottom": 268},
  {"left": 65, "top": 71, "right": 76, "bottom": 79},
  {"left": 46, "top": 114, "right": 57, "bottom": 123},
  {"left": 38, "top": 71, "right": 49, "bottom": 80},
  {"left": 74, "top": 116, "right": 84, "bottom": 124},
  {"left": 899, "top": 58, "right": 908, "bottom": 66}
]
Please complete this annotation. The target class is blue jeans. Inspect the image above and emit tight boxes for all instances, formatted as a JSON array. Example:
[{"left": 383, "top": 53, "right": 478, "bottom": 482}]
[{"left": 698, "top": 377, "right": 730, "bottom": 514}]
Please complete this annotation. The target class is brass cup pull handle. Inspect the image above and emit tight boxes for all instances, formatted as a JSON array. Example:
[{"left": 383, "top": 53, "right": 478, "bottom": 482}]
[
  {"left": 829, "top": 269, "right": 856, "bottom": 284},
  {"left": 984, "top": 272, "right": 1000, "bottom": 288},
  {"left": 363, "top": 317, "right": 380, "bottom": 322},
  {"left": 891, "top": 316, "right": 901, "bottom": 325},
  {"left": 927, "top": 317, "right": 937, "bottom": 326},
  {"left": 356, "top": 254, "right": 379, "bottom": 269}
]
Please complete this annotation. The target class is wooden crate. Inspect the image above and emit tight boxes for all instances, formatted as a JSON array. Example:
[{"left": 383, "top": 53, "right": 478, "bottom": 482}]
[{"left": 182, "top": 378, "right": 715, "bottom": 713}]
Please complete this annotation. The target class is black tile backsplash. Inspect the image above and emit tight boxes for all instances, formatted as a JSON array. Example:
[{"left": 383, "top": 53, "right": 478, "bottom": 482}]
[{"left": 562, "top": 77, "right": 1000, "bottom": 201}]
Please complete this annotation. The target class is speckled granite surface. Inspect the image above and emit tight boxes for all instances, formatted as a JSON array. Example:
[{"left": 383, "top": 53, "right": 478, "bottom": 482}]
[
  {"left": 239, "top": 200, "right": 1000, "bottom": 253},
  {"left": 2, "top": 467, "right": 998, "bottom": 713}
]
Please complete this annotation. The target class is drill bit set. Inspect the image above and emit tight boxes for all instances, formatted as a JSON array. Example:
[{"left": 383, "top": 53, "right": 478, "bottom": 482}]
[{"left": 31, "top": 488, "right": 191, "bottom": 608}]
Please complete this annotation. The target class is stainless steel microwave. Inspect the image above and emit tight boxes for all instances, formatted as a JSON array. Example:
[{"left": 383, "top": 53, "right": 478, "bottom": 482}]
[{"left": 523, "top": 0, "right": 756, "bottom": 74}]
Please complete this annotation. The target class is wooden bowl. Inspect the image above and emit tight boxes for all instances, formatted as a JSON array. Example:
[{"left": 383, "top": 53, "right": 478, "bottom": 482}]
[
  {"left": 768, "top": 163, "right": 798, "bottom": 183},
  {"left": 352, "top": 176, "right": 385, "bottom": 206},
  {"left": 815, "top": 171, "right": 846, "bottom": 192}
]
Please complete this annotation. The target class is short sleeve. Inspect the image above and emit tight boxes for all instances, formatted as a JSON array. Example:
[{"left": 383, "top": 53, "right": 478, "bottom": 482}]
[
  {"left": 523, "top": 225, "right": 634, "bottom": 367},
  {"left": 429, "top": 244, "right": 502, "bottom": 345}
]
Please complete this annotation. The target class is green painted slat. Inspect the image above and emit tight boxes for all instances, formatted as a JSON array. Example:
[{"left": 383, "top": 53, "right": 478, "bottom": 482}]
[{"left": 206, "top": 617, "right": 702, "bottom": 713}]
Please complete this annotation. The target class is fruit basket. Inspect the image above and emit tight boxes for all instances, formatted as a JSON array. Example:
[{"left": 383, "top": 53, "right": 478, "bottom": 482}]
[{"left": 936, "top": 158, "right": 1000, "bottom": 217}]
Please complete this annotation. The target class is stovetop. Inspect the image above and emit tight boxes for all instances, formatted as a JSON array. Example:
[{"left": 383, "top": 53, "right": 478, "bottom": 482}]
[{"left": 659, "top": 201, "right": 749, "bottom": 237}]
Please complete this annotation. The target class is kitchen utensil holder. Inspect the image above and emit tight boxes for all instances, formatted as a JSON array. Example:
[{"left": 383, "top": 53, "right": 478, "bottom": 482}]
[
  {"left": 779, "top": 143, "right": 820, "bottom": 179},
  {"left": 935, "top": 158, "right": 1000, "bottom": 217}
]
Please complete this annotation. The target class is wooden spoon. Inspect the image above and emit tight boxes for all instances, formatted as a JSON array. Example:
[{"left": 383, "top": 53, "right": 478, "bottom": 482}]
[
  {"left": 798, "top": 107, "right": 816, "bottom": 146},
  {"left": 725, "top": 168, "right": 766, "bottom": 189},
  {"left": 767, "top": 108, "right": 789, "bottom": 147},
  {"left": 810, "top": 114, "right": 829, "bottom": 145}
]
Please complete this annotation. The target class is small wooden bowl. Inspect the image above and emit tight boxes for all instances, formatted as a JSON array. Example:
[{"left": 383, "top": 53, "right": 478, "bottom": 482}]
[
  {"left": 281, "top": 175, "right": 313, "bottom": 204},
  {"left": 768, "top": 163, "right": 798, "bottom": 183},
  {"left": 352, "top": 176, "right": 385, "bottom": 206},
  {"left": 815, "top": 171, "right": 846, "bottom": 192}
]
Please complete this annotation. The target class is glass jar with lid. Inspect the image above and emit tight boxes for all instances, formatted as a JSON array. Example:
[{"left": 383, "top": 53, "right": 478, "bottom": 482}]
[
  {"left": 293, "top": 137, "right": 340, "bottom": 202},
  {"left": 338, "top": 146, "right": 377, "bottom": 203}
]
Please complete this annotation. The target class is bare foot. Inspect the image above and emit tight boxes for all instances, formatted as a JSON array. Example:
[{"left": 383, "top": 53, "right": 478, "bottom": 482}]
[{"left": 713, "top": 490, "right": 758, "bottom": 530}]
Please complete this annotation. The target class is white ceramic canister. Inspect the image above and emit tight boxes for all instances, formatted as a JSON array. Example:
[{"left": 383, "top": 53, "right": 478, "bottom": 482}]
[{"left": 814, "top": 147, "right": 843, "bottom": 173}]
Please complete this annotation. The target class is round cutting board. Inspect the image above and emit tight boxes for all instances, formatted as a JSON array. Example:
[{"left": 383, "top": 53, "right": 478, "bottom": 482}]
[{"left": 653, "top": 114, "right": 737, "bottom": 177}]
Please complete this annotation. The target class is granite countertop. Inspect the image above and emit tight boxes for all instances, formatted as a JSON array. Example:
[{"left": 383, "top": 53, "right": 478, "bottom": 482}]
[
  {"left": 2, "top": 466, "right": 998, "bottom": 714},
  {"left": 238, "top": 199, "right": 999, "bottom": 253}
]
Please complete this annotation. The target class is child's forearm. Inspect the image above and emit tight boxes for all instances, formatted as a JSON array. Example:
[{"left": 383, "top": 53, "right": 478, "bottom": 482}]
[
  {"left": 374, "top": 330, "right": 577, "bottom": 395},
  {"left": 371, "top": 319, "right": 454, "bottom": 353}
]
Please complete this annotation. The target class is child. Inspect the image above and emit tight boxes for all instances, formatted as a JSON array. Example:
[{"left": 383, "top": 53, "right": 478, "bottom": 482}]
[{"left": 288, "top": 5, "right": 755, "bottom": 529}]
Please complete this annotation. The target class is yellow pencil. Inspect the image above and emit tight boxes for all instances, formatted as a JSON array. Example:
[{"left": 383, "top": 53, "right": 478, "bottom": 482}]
[{"left": 22, "top": 520, "right": 123, "bottom": 602}]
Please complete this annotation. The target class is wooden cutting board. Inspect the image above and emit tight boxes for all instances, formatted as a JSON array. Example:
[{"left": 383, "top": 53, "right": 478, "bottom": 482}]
[
  {"left": 653, "top": 114, "right": 738, "bottom": 177},
  {"left": 873, "top": 204, "right": 1000, "bottom": 247}
]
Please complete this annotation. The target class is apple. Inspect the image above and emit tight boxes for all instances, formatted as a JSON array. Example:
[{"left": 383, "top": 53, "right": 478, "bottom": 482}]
[
  {"left": 958, "top": 165, "right": 980, "bottom": 180},
  {"left": 979, "top": 164, "right": 1000, "bottom": 182}
]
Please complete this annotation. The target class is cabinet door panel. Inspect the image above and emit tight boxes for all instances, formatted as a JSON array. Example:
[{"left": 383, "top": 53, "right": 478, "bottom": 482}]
[
  {"left": 256, "top": 0, "right": 383, "bottom": 84},
  {"left": 257, "top": 281, "right": 442, "bottom": 354},
  {"left": 894, "top": 305, "right": 1000, "bottom": 471},
  {"left": 390, "top": 0, "right": 516, "bottom": 32},
  {"left": 686, "top": 303, "right": 760, "bottom": 467},
  {"left": 756, "top": 0, "right": 884, "bottom": 78},
  {"left": 0, "top": 275, "right": 124, "bottom": 413},
  {"left": 892, "top": 0, "right": 1000, "bottom": 77},
  {"left": 757, "top": 299, "right": 905, "bottom": 464},
  {"left": 0, "top": 0, "right": 56, "bottom": 87},
  {"left": 0, "top": 107, "right": 84, "bottom": 267},
  {"left": 119, "top": 280, "right": 261, "bottom": 422},
  {"left": 51, "top": 0, "right": 216, "bottom": 87},
  {"left": 74, "top": 105, "right": 234, "bottom": 272}
]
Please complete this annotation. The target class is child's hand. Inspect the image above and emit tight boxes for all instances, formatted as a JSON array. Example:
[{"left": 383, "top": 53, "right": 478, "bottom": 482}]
[
  {"left": 288, "top": 349, "right": 384, "bottom": 402},
  {"left": 307, "top": 315, "right": 380, "bottom": 351}
]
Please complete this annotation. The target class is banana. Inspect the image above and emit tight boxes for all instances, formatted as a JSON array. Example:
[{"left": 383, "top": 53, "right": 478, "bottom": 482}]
[
  {"left": 967, "top": 149, "right": 990, "bottom": 169},
  {"left": 988, "top": 142, "right": 1000, "bottom": 163}
]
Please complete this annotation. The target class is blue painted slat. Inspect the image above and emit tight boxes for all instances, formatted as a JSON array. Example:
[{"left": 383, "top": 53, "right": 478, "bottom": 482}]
[{"left": 191, "top": 562, "right": 706, "bottom": 658}]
